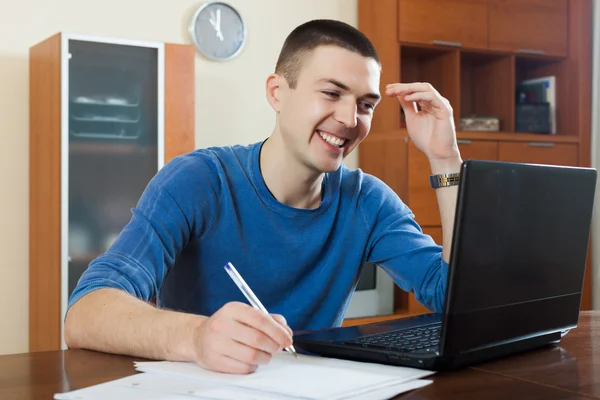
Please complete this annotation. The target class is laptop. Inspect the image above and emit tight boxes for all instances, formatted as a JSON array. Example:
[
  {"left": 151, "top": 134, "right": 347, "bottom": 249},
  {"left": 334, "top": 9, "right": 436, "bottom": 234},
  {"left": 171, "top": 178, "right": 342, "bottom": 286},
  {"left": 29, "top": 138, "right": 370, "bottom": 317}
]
[{"left": 293, "top": 159, "right": 597, "bottom": 370}]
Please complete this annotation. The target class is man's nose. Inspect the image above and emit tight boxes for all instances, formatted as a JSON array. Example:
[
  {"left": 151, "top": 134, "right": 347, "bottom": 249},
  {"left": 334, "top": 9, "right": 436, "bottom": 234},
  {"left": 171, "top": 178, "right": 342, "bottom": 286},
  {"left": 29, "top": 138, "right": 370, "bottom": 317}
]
[{"left": 335, "top": 100, "right": 358, "bottom": 129}]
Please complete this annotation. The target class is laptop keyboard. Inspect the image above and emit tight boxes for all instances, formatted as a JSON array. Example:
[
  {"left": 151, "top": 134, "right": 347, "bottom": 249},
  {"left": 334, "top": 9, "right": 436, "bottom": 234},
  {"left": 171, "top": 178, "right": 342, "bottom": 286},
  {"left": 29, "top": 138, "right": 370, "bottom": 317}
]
[{"left": 345, "top": 323, "right": 441, "bottom": 353}]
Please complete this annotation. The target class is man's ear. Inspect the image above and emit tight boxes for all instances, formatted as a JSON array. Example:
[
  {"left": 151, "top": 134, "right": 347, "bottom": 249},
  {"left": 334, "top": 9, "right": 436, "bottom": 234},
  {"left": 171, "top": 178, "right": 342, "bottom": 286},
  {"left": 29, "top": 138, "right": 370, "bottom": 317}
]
[{"left": 266, "top": 73, "right": 287, "bottom": 112}]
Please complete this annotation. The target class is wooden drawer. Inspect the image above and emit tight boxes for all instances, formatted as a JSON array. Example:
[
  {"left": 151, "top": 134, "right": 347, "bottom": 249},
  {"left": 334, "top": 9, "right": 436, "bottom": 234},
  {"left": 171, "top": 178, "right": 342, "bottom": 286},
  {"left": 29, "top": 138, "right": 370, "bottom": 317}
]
[
  {"left": 489, "top": 0, "right": 568, "bottom": 56},
  {"left": 399, "top": 0, "right": 488, "bottom": 49},
  {"left": 498, "top": 141, "right": 578, "bottom": 166},
  {"left": 408, "top": 139, "right": 498, "bottom": 227}
]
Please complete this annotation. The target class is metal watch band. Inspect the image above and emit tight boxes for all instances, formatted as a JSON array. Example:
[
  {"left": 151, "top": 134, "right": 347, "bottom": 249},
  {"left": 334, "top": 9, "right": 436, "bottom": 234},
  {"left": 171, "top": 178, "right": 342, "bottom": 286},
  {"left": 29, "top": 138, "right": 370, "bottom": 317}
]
[{"left": 429, "top": 172, "right": 461, "bottom": 189}]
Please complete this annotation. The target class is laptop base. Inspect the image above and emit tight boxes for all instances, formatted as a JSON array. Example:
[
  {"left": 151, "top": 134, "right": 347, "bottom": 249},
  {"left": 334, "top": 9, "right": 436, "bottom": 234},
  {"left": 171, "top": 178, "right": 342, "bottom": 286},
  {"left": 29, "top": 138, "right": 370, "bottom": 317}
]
[{"left": 294, "top": 322, "right": 563, "bottom": 371}]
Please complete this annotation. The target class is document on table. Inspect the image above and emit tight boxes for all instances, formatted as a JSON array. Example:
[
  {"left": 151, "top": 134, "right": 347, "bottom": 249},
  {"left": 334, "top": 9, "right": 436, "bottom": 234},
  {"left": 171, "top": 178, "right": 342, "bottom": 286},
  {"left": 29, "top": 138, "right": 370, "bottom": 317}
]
[{"left": 54, "top": 352, "right": 434, "bottom": 400}]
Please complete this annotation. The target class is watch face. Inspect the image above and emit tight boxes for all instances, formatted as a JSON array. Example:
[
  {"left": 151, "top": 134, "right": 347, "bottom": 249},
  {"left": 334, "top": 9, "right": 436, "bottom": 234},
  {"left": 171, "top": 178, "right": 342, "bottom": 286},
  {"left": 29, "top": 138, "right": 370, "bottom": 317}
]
[{"left": 189, "top": 2, "right": 246, "bottom": 61}]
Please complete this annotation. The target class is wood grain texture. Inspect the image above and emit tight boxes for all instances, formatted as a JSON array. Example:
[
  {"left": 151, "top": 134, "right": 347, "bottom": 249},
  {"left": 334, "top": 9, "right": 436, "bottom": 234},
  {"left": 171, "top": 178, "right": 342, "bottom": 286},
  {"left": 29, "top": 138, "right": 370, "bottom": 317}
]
[
  {"left": 358, "top": 0, "right": 400, "bottom": 133},
  {"left": 455, "top": 130, "right": 579, "bottom": 143},
  {"left": 164, "top": 43, "right": 195, "bottom": 162},
  {"left": 497, "top": 142, "right": 578, "bottom": 166},
  {"left": 566, "top": 0, "right": 593, "bottom": 166},
  {"left": 472, "top": 311, "right": 600, "bottom": 399},
  {"left": 29, "top": 33, "right": 62, "bottom": 352},
  {"left": 460, "top": 53, "right": 515, "bottom": 132},
  {"left": 400, "top": 46, "right": 460, "bottom": 127},
  {"left": 489, "top": 0, "right": 569, "bottom": 56},
  {"left": 358, "top": 131, "right": 408, "bottom": 200},
  {"left": 3, "top": 312, "right": 599, "bottom": 399},
  {"left": 399, "top": 0, "right": 489, "bottom": 50}
]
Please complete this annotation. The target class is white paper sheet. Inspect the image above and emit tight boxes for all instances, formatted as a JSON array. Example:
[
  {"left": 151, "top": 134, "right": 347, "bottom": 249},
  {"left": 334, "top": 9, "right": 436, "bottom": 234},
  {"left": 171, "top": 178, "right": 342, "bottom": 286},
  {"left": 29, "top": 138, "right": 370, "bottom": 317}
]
[
  {"left": 134, "top": 352, "right": 435, "bottom": 399},
  {"left": 54, "top": 372, "right": 432, "bottom": 400},
  {"left": 55, "top": 352, "right": 435, "bottom": 400}
]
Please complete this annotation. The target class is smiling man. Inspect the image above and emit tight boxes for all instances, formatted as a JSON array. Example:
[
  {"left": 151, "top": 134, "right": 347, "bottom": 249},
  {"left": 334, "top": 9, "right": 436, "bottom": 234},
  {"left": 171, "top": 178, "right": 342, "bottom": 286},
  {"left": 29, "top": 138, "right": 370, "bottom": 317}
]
[{"left": 64, "top": 19, "right": 462, "bottom": 375}]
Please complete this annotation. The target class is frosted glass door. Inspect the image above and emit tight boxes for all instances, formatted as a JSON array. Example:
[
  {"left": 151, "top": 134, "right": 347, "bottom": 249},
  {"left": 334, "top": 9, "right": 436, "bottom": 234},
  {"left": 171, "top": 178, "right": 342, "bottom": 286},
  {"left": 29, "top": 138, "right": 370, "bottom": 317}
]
[{"left": 67, "top": 39, "right": 159, "bottom": 297}]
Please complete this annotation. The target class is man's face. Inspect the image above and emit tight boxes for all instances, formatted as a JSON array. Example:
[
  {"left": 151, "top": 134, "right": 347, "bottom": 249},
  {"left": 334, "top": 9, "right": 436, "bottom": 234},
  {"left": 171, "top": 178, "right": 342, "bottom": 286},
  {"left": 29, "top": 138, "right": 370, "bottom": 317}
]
[{"left": 276, "top": 45, "right": 381, "bottom": 173}]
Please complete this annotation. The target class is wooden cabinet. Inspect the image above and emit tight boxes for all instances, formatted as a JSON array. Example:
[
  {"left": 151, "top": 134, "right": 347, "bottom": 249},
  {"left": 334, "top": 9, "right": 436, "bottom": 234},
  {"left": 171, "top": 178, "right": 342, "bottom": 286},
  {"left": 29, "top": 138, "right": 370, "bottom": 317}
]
[
  {"left": 498, "top": 141, "right": 578, "bottom": 166},
  {"left": 398, "top": 0, "right": 489, "bottom": 49},
  {"left": 29, "top": 33, "right": 195, "bottom": 352},
  {"left": 398, "top": 0, "right": 569, "bottom": 56},
  {"left": 358, "top": 0, "right": 593, "bottom": 320},
  {"left": 489, "top": 0, "right": 569, "bottom": 56}
]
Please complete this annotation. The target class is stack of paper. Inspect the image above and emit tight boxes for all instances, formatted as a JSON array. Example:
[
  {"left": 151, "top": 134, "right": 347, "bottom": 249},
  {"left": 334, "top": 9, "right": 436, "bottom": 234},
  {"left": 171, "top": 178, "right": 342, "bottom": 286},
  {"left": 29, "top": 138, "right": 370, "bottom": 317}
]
[{"left": 54, "top": 352, "right": 434, "bottom": 399}]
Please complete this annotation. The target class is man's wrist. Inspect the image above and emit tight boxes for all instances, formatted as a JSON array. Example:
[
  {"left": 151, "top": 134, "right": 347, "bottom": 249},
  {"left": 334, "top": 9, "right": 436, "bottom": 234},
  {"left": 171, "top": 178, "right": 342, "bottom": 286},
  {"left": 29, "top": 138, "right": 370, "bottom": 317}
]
[
  {"left": 429, "top": 155, "right": 463, "bottom": 174},
  {"left": 167, "top": 312, "right": 207, "bottom": 362}
]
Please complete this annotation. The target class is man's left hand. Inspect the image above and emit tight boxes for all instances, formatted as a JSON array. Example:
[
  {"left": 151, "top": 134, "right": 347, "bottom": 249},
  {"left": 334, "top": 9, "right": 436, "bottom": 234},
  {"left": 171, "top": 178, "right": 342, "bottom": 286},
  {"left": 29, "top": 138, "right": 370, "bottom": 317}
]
[{"left": 386, "top": 82, "right": 459, "bottom": 162}]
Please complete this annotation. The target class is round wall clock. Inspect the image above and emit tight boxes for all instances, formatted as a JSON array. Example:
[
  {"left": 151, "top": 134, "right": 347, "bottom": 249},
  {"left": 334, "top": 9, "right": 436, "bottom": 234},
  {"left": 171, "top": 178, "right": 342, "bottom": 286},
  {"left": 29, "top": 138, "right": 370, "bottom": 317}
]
[{"left": 189, "top": 2, "right": 247, "bottom": 61}]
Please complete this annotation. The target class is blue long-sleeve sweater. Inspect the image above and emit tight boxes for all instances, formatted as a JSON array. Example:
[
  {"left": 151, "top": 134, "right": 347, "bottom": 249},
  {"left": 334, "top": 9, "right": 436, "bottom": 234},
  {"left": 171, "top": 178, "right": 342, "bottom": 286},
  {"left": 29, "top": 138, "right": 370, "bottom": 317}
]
[{"left": 69, "top": 140, "right": 448, "bottom": 330}]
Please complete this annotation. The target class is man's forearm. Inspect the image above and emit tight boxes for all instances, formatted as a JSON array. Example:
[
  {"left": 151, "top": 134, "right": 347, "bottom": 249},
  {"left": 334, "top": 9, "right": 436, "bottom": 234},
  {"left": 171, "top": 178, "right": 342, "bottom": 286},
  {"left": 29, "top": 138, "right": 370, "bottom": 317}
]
[
  {"left": 429, "top": 156, "right": 463, "bottom": 263},
  {"left": 64, "top": 288, "right": 206, "bottom": 361}
]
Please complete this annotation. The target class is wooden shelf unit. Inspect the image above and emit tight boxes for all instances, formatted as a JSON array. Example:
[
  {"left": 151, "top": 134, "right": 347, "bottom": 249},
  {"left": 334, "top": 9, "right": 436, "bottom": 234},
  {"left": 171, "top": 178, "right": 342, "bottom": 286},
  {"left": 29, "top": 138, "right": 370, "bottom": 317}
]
[
  {"left": 29, "top": 33, "right": 196, "bottom": 352},
  {"left": 357, "top": 0, "right": 593, "bottom": 321}
]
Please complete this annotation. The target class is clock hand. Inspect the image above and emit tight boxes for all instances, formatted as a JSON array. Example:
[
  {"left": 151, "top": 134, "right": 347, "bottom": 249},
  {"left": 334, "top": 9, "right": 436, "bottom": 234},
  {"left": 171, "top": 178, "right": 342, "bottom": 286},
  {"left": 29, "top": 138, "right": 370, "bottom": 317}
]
[
  {"left": 214, "top": 8, "right": 224, "bottom": 41},
  {"left": 209, "top": 16, "right": 217, "bottom": 30},
  {"left": 209, "top": 9, "right": 224, "bottom": 41}
]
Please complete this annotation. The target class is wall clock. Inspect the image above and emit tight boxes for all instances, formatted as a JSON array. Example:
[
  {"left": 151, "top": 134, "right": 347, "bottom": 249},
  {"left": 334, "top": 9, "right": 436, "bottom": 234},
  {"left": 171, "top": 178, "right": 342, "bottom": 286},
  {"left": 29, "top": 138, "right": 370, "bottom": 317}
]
[{"left": 189, "top": 2, "right": 247, "bottom": 61}]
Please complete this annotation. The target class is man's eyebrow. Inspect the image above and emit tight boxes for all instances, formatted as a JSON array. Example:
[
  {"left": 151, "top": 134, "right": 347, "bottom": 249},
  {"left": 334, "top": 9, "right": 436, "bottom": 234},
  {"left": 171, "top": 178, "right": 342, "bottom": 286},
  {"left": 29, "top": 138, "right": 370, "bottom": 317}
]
[{"left": 322, "top": 78, "right": 381, "bottom": 101}]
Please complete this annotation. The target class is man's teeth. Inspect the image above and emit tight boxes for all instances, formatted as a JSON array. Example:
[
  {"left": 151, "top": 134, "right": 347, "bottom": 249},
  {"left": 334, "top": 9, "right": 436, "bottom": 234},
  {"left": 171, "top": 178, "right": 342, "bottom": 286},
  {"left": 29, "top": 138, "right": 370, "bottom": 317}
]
[{"left": 318, "top": 131, "right": 346, "bottom": 148}]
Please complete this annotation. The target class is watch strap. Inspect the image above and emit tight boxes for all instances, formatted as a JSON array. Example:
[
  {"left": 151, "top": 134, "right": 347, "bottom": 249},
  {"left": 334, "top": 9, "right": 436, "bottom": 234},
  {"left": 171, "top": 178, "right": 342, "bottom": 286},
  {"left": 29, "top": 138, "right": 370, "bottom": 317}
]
[{"left": 429, "top": 172, "right": 461, "bottom": 188}]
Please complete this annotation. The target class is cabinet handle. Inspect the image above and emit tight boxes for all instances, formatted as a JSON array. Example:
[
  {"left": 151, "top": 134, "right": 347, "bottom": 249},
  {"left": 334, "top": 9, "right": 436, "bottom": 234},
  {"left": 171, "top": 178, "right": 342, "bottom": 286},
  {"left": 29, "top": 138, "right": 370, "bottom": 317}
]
[
  {"left": 432, "top": 40, "right": 462, "bottom": 48},
  {"left": 457, "top": 139, "right": 472, "bottom": 145},
  {"left": 517, "top": 49, "right": 546, "bottom": 55},
  {"left": 528, "top": 142, "right": 555, "bottom": 147}
]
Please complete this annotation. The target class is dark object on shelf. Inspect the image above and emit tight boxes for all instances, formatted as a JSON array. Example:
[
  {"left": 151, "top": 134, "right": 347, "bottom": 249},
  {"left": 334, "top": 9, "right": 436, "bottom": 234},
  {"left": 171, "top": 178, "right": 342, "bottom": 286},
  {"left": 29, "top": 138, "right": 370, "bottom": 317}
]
[
  {"left": 460, "top": 116, "right": 500, "bottom": 132},
  {"left": 516, "top": 102, "right": 551, "bottom": 134}
]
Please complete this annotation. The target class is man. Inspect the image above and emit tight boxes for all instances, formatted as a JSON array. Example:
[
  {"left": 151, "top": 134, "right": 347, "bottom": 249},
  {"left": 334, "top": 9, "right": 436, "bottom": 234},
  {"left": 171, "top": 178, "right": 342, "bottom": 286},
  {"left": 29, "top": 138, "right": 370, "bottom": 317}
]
[{"left": 64, "top": 19, "right": 462, "bottom": 375}]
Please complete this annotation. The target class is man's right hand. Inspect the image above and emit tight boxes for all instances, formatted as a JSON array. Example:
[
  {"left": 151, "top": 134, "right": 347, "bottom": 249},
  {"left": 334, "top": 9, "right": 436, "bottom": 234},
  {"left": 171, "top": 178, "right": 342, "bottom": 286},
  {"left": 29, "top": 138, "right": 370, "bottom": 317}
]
[{"left": 190, "top": 301, "right": 294, "bottom": 374}]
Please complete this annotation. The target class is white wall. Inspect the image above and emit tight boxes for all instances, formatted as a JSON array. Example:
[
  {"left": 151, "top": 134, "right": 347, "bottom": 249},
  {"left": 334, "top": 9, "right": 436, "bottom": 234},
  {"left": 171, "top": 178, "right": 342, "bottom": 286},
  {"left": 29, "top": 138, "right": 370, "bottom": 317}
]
[{"left": 0, "top": 0, "right": 358, "bottom": 355}]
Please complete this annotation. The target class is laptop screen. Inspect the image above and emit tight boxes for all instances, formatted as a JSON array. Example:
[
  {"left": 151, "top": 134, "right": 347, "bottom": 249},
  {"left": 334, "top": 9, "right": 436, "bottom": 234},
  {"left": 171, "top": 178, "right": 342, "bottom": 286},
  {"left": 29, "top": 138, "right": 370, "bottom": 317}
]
[{"left": 442, "top": 160, "right": 596, "bottom": 355}]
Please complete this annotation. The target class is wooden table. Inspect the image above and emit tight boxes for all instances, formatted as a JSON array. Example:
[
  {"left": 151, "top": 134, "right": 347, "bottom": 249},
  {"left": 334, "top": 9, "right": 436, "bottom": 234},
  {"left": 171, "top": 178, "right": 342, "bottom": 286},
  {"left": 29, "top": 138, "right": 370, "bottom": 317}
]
[{"left": 1, "top": 311, "right": 598, "bottom": 399}]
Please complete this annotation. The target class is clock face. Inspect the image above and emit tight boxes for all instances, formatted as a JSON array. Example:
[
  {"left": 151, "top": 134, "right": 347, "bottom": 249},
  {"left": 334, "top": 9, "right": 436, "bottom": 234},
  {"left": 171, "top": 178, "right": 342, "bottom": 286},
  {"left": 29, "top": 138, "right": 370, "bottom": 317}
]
[{"left": 189, "top": 2, "right": 246, "bottom": 61}]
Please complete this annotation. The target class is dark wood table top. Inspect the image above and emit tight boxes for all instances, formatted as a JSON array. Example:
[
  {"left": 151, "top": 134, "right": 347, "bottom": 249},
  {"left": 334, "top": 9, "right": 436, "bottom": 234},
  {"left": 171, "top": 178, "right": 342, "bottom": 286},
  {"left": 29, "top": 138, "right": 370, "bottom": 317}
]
[{"left": 1, "top": 311, "right": 598, "bottom": 400}]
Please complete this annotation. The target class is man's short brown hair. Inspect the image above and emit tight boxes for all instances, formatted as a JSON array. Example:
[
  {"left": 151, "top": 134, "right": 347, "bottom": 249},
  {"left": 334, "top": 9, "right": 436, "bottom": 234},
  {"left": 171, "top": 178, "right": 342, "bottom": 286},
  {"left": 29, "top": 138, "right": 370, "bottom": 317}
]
[{"left": 275, "top": 19, "right": 380, "bottom": 89}]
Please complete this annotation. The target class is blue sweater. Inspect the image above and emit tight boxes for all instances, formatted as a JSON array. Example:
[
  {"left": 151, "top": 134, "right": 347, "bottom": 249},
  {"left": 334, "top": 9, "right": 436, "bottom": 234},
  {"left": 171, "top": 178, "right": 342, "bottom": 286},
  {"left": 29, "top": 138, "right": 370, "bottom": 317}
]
[{"left": 69, "top": 141, "right": 448, "bottom": 330}]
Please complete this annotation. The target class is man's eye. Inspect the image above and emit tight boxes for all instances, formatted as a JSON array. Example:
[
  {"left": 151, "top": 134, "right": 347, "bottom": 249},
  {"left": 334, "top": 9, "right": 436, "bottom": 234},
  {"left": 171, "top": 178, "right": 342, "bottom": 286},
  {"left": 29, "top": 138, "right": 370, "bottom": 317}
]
[
  {"left": 323, "top": 91, "right": 340, "bottom": 98},
  {"left": 361, "top": 102, "right": 375, "bottom": 111}
]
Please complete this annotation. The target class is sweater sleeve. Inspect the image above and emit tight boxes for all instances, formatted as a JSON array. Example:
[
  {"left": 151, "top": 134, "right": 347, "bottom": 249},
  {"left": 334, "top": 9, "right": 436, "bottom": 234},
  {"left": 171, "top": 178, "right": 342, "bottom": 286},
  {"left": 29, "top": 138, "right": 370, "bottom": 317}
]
[
  {"left": 361, "top": 174, "right": 448, "bottom": 312},
  {"left": 67, "top": 151, "right": 222, "bottom": 310}
]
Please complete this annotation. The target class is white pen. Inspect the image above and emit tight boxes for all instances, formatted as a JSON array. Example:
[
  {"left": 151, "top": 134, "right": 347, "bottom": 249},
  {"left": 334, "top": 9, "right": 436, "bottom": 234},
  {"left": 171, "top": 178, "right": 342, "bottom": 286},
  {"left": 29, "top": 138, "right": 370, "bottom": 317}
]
[{"left": 224, "top": 262, "right": 299, "bottom": 358}]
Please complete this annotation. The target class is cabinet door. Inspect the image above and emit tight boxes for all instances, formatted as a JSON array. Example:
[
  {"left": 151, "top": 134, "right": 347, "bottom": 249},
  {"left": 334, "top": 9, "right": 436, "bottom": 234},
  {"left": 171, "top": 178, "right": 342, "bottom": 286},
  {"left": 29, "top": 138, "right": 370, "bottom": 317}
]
[
  {"left": 408, "top": 139, "right": 498, "bottom": 227},
  {"left": 67, "top": 39, "right": 162, "bottom": 300},
  {"left": 399, "top": 0, "right": 488, "bottom": 49},
  {"left": 489, "top": 0, "right": 568, "bottom": 56},
  {"left": 498, "top": 141, "right": 578, "bottom": 166}
]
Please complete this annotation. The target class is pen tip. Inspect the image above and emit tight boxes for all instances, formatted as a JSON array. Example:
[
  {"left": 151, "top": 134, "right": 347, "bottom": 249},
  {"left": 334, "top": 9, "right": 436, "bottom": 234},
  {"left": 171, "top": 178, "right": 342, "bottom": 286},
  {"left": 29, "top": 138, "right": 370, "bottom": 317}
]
[{"left": 290, "top": 346, "right": 299, "bottom": 359}]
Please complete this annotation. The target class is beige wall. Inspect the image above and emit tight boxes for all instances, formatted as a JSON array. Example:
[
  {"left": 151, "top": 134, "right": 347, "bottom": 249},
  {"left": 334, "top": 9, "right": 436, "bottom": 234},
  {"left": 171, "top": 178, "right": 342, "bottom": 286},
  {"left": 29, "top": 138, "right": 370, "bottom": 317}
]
[{"left": 0, "top": 0, "right": 358, "bottom": 355}]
